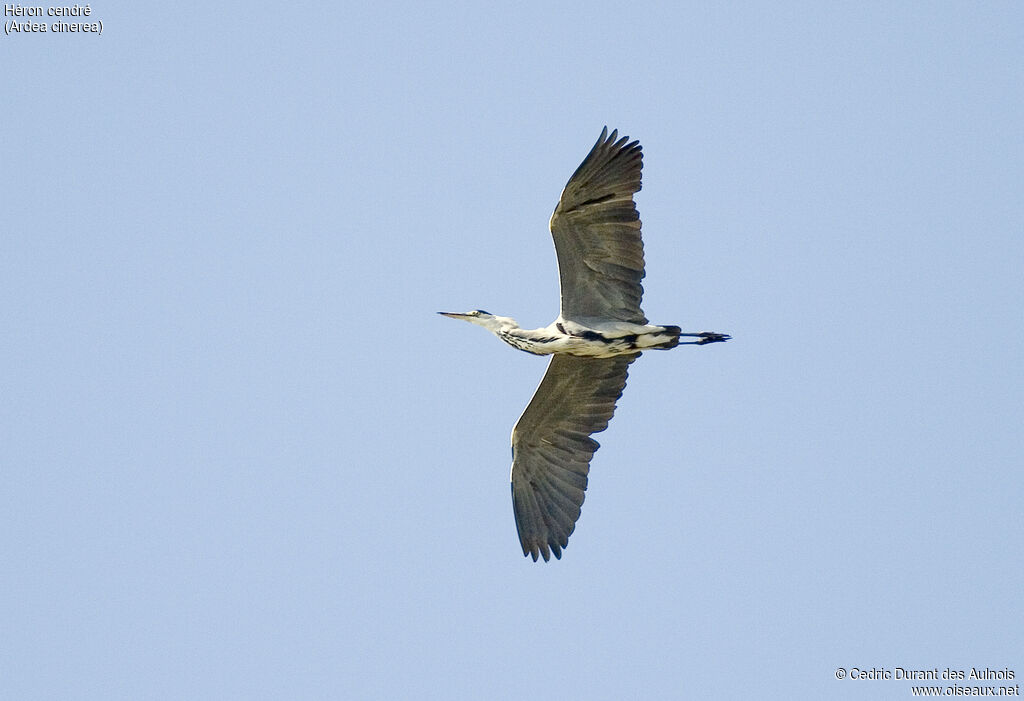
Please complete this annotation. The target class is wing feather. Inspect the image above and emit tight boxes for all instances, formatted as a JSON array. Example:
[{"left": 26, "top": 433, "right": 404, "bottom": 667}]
[
  {"left": 549, "top": 128, "right": 647, "bottom": 325},
  {"left": 510, "top": 354, "right": 638, "bottom": 561}
]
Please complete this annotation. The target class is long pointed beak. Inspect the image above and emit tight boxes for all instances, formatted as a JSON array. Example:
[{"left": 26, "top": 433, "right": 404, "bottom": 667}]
[{"left": 438, "top": 311, "right": 469, "bottom": 319}]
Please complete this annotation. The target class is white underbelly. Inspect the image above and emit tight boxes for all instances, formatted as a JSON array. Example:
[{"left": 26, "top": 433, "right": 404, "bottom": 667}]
[{"left": 501, "top": 329, "right": 674, "bottom": 357}]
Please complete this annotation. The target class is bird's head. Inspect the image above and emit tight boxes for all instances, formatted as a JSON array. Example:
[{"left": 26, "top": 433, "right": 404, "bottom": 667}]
[{"left": 437, "top": 309, "right": 516, "bottom": 332}]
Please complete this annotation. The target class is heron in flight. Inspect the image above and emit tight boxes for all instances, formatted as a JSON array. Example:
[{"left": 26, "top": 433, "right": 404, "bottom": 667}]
[{"left": 440, "top": 127, "right": 729, "bottom": 561}]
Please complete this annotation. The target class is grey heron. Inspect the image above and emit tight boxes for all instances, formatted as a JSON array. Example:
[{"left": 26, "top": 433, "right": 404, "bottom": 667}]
[{"left": 440, "top": 127, "right": 729, "bottom": 561}]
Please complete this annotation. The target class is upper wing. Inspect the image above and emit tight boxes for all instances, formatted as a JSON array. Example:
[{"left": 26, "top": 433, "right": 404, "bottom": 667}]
[
  {"left": 549, "top": 127, "right": 647, "bottom": 325},
  {"left": 510, "top": 353, "right": 638, "bottom": 561}
]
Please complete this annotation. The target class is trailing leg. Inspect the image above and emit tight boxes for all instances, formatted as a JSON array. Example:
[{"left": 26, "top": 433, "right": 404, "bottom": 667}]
[{"left": 677, "top": 331, "right": 731, "bottom": 345}]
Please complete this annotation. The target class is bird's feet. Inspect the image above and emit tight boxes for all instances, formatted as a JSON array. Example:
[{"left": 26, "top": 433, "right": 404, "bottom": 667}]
[
  {"left": 676, "top": 331, "right": 731, "bottom": 346},
  {"left": 695, "top": 332, "right": 730, "bottom": 345}
]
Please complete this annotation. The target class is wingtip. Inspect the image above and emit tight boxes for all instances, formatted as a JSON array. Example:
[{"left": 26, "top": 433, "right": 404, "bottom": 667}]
[
  {"left": 521, "top": 539, "right": 565, "bottom": 562},
  {"left": 597, "top": 125, "right": 639, "bottom": 154}
]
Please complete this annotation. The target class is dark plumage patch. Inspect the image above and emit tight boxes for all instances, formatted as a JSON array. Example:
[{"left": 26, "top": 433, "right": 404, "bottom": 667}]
[
  {"left": 579, "top": 193, "right": 616, "bottom": 207},
  {"left": 563, "top": 192, "right": 616, "bottom": 213},
  {"left": 497, "top": 330, "right": 557, "bottom": 356}
]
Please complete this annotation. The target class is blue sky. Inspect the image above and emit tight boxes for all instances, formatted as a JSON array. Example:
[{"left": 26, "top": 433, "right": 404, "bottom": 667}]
[{"left": 3, "top": 2, "right": 1022, "bottom": 699}]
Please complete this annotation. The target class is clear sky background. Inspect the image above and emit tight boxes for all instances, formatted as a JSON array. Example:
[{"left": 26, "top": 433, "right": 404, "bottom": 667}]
[{"left": 3, "top": 3, "right": 1022, "bottom": 699}]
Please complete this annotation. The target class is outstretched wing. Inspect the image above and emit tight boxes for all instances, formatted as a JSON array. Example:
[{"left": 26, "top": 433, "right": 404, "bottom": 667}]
[
  {"left": 549, "top": 127, "right": 647, "bottom": 325},
  {"left": 511, "top": 353, "right": 638, "bottom": 561}
]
